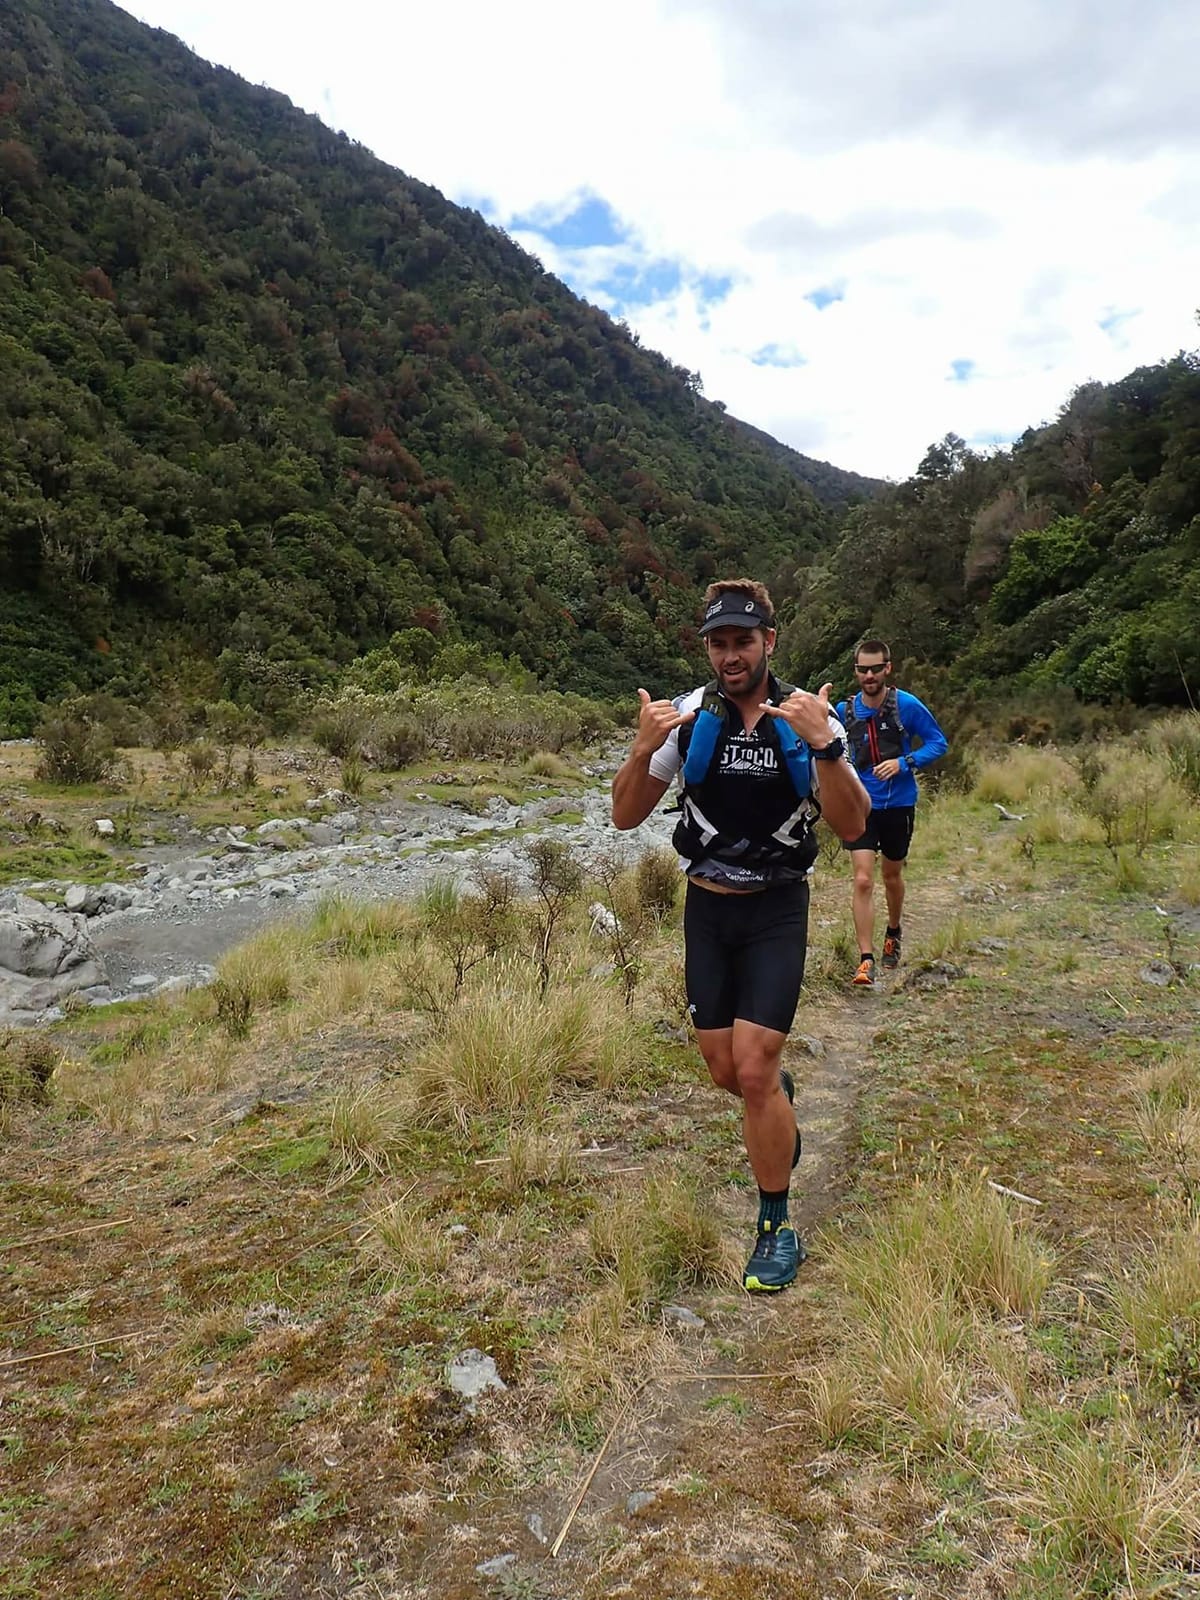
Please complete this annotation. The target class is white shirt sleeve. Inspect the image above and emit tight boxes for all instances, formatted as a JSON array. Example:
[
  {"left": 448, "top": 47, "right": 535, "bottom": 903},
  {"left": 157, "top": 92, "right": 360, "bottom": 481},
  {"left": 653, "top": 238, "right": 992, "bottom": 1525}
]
[
  {"left": 646, "top": 688, "right": 702, "bottom": 784},
  {"left": 648, "top": 727, "right": 682, "bottom": 784}
]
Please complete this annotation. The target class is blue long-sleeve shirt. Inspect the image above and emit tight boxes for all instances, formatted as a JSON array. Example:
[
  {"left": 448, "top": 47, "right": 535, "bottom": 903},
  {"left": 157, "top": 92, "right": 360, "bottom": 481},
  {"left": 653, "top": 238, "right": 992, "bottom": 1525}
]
[{"left": 834, "top": 689, "right": 948, "bottom": 810}]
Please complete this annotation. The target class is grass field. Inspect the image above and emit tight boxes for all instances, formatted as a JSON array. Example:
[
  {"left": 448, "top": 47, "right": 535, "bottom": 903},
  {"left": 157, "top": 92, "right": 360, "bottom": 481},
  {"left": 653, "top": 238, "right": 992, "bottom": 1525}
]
[{"left": 2, "top": 731, "right": 1200, "bottom": 1599}]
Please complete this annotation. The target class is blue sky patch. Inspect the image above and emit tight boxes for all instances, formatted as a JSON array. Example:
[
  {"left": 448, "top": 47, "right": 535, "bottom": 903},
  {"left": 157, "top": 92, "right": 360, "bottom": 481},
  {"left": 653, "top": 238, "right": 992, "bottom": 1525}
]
[
  {"left": 806, "top": 284, "right": 844, "bottom": 310},
  {"left": 694, "top": 272, "right": 733, "bottom": 304},
  {"left": 482, "top": 192, "right": 736, "bottom": 319},
  {"left": 950, "top": 358, "right": 976, "bottom": 382},
  {"left": 606, "top": 258, "right": 683, "bottom": 308},
  {"left": 1098, "top": 307, "right": 1137, "bottom": 337},
  {"left": 750, "top": 343, "right": 807, "bottom": 368},
  {"left": 509, "top": 193, "right": 628, "bottom": 250}
]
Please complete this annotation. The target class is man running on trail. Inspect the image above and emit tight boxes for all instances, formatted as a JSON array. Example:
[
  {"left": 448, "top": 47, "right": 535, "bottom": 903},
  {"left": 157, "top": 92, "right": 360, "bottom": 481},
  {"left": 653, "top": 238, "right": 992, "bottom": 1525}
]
[
  {"left": 611, "top": 580, "right": 870, "bottom": 1292},
  {"left": 836, "top": 639, "right": 948, "bottom": 988}
]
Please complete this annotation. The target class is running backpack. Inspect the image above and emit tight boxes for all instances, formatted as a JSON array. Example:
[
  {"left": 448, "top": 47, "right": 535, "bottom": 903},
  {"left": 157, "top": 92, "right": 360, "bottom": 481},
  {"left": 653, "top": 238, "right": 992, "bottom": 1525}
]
[
  {"left": 840, "top": 687, "right": 909, "bottom": 773},
  {"left": 677, "top": 680, "right": 812, "bottom": 801}
]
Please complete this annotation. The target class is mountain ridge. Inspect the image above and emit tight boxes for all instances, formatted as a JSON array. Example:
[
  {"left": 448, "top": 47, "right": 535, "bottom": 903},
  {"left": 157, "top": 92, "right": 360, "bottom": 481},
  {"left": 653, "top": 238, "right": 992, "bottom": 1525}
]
[{"left": 0, "top": 0, "right": 875, "bottom": 729}]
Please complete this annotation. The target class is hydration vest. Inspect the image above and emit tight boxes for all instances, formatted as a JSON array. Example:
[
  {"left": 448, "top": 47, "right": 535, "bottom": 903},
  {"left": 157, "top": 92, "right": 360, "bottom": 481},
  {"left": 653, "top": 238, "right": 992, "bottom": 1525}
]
[
  {"left": 842, "top": 687, "right": 909, "bottom": 774},
  {"left": 671, "top": 679, "right": 820, "bottom": 878},
  {"left": 677, "top": 680, "right": 811, "bottom": 802}
]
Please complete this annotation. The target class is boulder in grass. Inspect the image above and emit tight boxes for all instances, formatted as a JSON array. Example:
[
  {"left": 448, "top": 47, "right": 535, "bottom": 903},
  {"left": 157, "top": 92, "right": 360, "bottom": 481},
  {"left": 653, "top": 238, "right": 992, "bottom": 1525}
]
[{"left": 0, "top": 894, "right": 108, "bottom": 1017}]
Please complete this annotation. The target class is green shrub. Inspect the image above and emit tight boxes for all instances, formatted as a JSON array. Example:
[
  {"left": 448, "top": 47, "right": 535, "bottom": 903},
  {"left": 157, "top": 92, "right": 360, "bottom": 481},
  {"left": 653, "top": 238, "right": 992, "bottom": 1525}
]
[
  {"left": 635, "top": 847, "right": 681, "bottom": 921},
  {"left": 367, "top": 712, "right": 430, "bottom": 770},
  {"left": 35, "top": 700, "right": 119, "bottom": 785},
  {"left": 311, "top": 704, "right": 367, "bottom": 760}
]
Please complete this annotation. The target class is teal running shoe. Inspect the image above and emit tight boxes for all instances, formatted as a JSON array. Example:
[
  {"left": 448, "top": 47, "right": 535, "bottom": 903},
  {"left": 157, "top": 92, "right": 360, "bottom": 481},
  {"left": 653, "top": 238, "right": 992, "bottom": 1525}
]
[{"left": 743, "top": 1220, "right": 805, "bottom": 1293}]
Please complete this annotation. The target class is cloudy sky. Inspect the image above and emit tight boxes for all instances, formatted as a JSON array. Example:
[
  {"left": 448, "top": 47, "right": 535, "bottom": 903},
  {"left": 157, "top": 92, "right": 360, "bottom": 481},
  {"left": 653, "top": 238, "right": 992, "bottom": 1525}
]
[{"left": 120, "top": 0, "right": 1200, "bottom": 480}]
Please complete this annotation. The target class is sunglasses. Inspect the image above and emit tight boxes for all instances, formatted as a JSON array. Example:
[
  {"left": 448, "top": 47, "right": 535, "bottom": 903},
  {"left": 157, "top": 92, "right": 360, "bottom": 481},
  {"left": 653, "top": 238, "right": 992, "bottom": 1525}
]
[{"left": 854, "top": 663, "right": 889, "bottom": 676}]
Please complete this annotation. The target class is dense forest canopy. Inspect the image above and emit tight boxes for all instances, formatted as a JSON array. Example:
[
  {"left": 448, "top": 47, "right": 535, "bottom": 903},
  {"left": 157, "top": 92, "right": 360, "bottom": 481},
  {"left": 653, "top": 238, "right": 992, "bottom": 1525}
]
[
  {"left": 0, "top": 0, "right": 882, "bottom": 733},
  {"left": 773, "top": 353, "right": 1200, "bottom": 723},
  {"left": 1, "top": 0, "right": 1197, "bottom": 742}
]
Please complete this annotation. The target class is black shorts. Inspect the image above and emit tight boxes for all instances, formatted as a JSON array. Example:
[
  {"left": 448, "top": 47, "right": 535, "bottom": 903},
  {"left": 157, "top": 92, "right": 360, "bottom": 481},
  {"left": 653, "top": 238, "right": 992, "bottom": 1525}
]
[
  {"left": 843, "top": 805, "right": 915, "bottom": 861},
  {"left": 683, "top": 879, "right": 809, "bottom": 1035}
]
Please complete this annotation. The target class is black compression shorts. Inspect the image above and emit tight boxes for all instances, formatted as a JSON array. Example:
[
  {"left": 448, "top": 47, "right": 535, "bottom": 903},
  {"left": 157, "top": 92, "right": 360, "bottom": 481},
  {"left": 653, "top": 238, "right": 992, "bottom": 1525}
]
[
  {"left": 842, "top": 805, "right": 915, "bottom": 861},
  {"left": 683, "top": 878, "right": 810, "bottom": 1035}
]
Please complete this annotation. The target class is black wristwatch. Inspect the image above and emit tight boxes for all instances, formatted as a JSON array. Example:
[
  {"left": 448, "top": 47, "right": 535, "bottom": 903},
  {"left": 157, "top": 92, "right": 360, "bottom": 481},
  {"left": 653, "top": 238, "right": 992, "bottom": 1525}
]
[{"left": 811, "top": 737, "right": 845, "bottom": 762}]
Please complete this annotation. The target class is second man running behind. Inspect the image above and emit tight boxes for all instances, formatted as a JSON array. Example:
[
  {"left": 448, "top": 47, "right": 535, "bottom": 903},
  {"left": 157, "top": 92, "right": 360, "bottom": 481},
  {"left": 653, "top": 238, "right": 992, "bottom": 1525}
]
[{"left": 836, "top": 639, "right": 948, "bottom": 987}]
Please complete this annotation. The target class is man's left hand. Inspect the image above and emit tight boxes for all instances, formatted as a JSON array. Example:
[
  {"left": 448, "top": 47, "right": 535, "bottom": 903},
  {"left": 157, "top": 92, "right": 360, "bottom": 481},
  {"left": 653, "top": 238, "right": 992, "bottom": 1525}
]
[
  {"left": 760, "top": 682, "right": 836, "bottom": 746},
  {"left": 873, "top": 758, "right": 902, "bottom": 780}
]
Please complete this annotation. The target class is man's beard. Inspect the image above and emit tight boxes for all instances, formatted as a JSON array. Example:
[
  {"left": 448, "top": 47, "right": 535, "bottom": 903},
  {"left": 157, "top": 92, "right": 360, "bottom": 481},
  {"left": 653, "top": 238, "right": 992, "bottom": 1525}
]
[{"left": 721, "top": 654, "right": 769, "bottom": 694}]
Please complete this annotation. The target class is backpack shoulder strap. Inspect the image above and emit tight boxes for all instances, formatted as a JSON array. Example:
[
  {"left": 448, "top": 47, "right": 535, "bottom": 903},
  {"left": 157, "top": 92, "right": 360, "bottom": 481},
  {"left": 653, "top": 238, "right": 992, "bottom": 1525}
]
[
  {"left": 763, "top": 681, "right": 812, "bottom": 799},
  {"left": 885, "top": 687, "right": 911, "bottom": 750},
  {"left": 680, "top": 682, "right": 726, "bottom": 785}
]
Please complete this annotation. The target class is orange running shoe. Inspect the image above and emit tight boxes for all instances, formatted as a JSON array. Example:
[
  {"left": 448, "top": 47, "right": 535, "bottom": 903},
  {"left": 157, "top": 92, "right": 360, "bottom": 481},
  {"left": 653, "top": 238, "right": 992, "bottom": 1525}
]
[
  {"left": 882, "top": 930, "right": 902, "bottom": 970},
  {"left": 852, "top": 956, "right": 876, "bottom": 987}
]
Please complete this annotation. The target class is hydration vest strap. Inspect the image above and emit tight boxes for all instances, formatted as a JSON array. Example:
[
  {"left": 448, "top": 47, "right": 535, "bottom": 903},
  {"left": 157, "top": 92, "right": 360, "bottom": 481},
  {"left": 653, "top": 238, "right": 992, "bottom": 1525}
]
[
  {"left": 681, "top": 706, "right": 722, "bottom": 785},
  {"left": 680, "top": 681, "right": 810, "bottom": 800},
  {"left": 774, "top": 718, "right": 811, "bottom": 797}
]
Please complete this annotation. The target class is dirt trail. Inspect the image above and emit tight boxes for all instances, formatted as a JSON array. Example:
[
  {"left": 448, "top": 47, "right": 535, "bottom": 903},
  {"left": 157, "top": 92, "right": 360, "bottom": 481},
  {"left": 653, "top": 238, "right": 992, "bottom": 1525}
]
[{"left": 523, "top": 875, "right": 967, "bottom": 1581}]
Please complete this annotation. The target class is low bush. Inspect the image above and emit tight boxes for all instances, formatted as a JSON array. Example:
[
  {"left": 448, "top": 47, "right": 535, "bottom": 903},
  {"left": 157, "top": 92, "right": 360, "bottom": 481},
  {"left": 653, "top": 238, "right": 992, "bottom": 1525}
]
[
  {"left": 35, "top": 700, "right": 119, "bottom": 785},
  {"left": 0, "top": 1032, "right": 59, "bottom": 1104}
]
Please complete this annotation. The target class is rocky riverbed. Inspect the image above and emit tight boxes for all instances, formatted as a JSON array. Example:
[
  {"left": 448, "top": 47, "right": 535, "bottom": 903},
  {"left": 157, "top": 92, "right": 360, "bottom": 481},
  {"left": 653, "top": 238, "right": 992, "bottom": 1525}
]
[{"left": 0, "top": 762, "right": 676, "bottom": 1024}]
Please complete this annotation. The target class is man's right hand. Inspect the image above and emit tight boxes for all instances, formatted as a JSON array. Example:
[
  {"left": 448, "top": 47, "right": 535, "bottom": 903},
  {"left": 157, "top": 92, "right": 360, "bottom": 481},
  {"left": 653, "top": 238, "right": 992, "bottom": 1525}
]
[{"left": 633, "top": 687, "right": 695, "bottom": 756}]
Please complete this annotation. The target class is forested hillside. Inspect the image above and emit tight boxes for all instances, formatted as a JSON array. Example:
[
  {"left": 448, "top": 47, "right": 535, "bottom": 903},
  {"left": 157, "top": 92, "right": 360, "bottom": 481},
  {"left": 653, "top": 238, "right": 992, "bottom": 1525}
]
[
  {"left": 775, "top": 354, "right": 1200, "bottom": 723},
  {"left": 0, "top": 0, "right": 884, "bottom": 733}
]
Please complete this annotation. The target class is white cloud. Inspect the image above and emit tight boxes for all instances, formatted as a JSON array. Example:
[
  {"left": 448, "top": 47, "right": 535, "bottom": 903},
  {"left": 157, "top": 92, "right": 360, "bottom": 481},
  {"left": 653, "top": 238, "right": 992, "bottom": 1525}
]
[{"left": 122, "top": 0, "right": 1200, "bottom": 479}]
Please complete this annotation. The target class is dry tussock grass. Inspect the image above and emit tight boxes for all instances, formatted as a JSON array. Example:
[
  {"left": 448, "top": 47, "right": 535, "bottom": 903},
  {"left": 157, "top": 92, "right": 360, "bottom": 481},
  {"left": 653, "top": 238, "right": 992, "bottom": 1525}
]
[
  {"left": 1017, "top": 1414, "right": 1200, "bottom": 1595},
  {"left": 973, "top": 746, "right": 1079, "bottom": 805},
  {"left": 587, "top": 1170, "right": 738, "bottom": 1315},
  {"left": 415, "top": 971, "right": 637, "bottom": 1128},
  {"left": 363, "top": 1187, "right": 437, "bottom": 1286},
  {"left": 806, "top": 1178, "right": 1054, "bottom": 1449},
  {"left": 329, "top": 1079, "right": 422, "bottom": 1177}
]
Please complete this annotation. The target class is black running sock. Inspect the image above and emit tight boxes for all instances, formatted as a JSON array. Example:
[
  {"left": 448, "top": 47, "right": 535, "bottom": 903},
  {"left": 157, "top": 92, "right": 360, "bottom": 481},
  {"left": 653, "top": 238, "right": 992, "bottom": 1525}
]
[
  {"left": 757, "top": 1187, "right": 790, "bottom": 1230},
  {"left": 886, "top": 925, "right": 901, "bottom": 938},
  {"left": 860, "top": 952, "right": 874, "bottom": 962}
]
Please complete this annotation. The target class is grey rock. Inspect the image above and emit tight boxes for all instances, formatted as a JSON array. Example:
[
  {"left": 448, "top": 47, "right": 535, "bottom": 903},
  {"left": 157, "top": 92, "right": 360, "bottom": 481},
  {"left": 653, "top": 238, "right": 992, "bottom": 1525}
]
[
  {"left": 793, "top": 1035, "right": 827, "bottom": 1058},
  {"left": 526, "top": 1513, "right": 547, "bottom": 1544},
  {"left": 93, "top": 818, "right": 115, "bottom": 836},
  {"left": 475, "top": 1555, "right": 517, "bottom": 1578},
  {"left": 662, "top": 1304, "right": 705, "bottom": 1330},
  {"left": 902, "top": 961, "right": 966, "bottom": 990},
  {"left": 484, "top": 847, "right": 519, "bottom": 869},
  {"left": 0, "top": 898, "right": 101, "bottom": 981},
  {"left": 304, "top": 823, "right": 342, "bottom": 848},
  {"left": 446, "top": 1348, "right": 507, "bottom": 1411},
  {"left": 128, "top": 973, "right": 159, "bottom": 991},
  {"left": 1140, "top": 959, "right": 1176, "bottom": 987},
  {"left": 627, "top": 1491, "right": 658, "bottom": 1514},
  {"left": 97, "top": 883, "right": 136, "bottom": 913}
]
